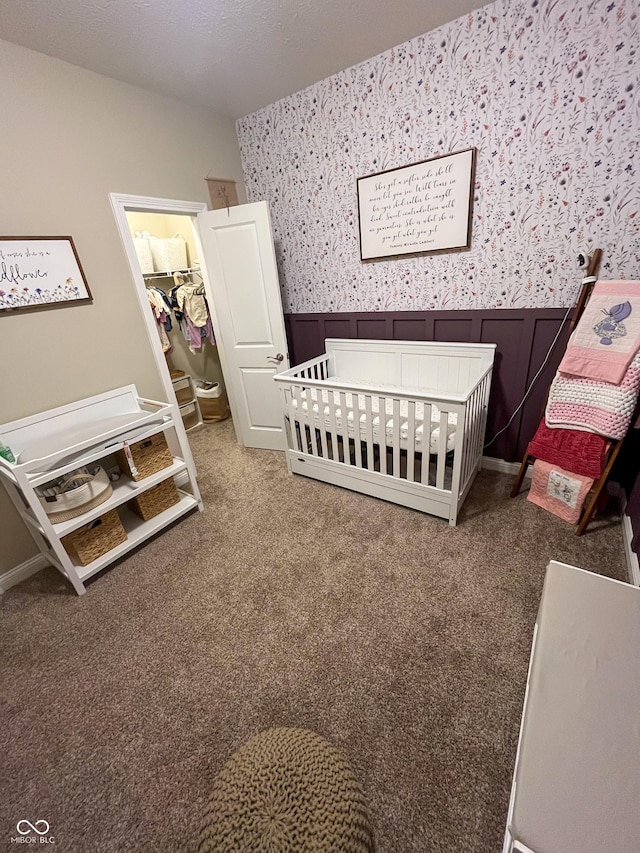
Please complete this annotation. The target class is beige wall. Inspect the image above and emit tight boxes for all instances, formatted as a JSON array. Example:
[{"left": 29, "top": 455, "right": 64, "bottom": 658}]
[{"left": 0, "top": 39, "right": 245, "bottom": 574}]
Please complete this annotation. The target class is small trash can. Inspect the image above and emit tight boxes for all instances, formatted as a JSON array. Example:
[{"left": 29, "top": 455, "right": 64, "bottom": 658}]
[{"left": 196, "top": 382, "right": 230, "bottom": 423}]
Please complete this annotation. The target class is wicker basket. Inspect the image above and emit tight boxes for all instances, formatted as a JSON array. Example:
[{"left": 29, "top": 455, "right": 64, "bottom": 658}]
[
  {"left": 197, "top": 384, "right": 230, "bottom": 423},
  {"left": 61, "top": 509, "right": 127, "bottom": 566},
  {"left": 115, "top": 433, "right": 173, "bottom": 482},
  {"left": 37, "top": 467, "right": 113, "bottom": 523},
  {"left": 129, "top": 478, "right": 179, "bottom": 521}
]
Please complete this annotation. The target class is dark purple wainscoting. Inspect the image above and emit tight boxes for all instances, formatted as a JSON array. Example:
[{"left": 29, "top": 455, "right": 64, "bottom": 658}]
[{"left": 284, "top": 309, "right": 572, "bottom": 463}]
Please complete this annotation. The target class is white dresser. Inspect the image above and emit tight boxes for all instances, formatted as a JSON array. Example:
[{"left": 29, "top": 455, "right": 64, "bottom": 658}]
[{"left": 504, "top": 560, "right": 640, "bottom": 852}]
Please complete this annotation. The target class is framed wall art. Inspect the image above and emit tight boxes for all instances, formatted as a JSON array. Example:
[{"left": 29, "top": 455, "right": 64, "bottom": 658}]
[
  {"left": 357, "top": 148, "right": 476, "bottom": 262},
  {"left": 0, "top": 236, "right": 92, "bottom": 314}
]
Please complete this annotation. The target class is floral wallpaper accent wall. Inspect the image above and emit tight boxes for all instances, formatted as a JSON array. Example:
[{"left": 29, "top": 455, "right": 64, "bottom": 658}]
[{"left": 237, "top": 0, "right": 639, "bottom": 313}]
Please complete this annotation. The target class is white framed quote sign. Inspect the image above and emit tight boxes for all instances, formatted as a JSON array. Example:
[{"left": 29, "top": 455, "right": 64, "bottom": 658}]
[
  {"left": 357, "top": 148, "right": 476, "bottom": 261},
  {"left": 0, "top": 236, "right": 92, "bottom": 313}
]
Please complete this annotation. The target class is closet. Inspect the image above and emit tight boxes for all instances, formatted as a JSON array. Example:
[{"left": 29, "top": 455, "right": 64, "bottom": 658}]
[{"left": 126, "top": 211, "right": 228, "bottom": 431}]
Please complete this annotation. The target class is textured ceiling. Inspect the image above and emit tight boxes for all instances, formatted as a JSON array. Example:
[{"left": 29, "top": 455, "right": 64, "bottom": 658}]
[{"left": 0, "top": 0, "right": 488, "bottom": 118}]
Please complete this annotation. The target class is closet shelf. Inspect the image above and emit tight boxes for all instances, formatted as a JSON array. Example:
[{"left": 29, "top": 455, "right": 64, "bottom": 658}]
[{"left": 143, "top": 267, "right": 201, "bottom": 281}]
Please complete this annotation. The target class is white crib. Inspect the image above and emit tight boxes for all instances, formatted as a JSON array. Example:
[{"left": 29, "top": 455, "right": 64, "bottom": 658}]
[{"left": 274, "top": 339, "right": 496, "bottom": 525}]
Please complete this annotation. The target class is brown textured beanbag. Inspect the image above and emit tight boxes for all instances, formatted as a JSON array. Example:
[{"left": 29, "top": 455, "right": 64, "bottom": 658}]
[{"left": 199, "top": 727, "right": 373, "bottom": 852}]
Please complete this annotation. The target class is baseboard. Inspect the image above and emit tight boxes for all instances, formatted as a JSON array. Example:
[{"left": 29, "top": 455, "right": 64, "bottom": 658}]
[
  {"left": 481, "top": 456, "right": 532, "bottom": 477},
  {"left": 0, "top": 553, "right": 48, "bottom": 594},
  {"left": 622, "top": 514, "right": 639, "bottom": 586},
  {"left": 616, "top": 490, "right": 640, "bottom": 587}
]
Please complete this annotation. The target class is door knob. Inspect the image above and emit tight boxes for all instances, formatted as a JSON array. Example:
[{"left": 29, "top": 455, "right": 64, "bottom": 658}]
[{"left": 267, "top": 353, "right": 285, "bottom": 364}]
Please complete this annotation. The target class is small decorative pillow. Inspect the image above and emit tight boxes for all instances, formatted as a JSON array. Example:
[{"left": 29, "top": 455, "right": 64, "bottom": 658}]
[{"left": 527, "top": 459, "right": 594, "bottom": 523}]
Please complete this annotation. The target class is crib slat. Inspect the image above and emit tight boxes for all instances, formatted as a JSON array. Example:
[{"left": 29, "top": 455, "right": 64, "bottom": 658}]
[
  {"left": 436, "top": 409, "right": 448, "bottom": 490},
  {"left": 339, "top": 391, "right": 350, "bottom": 465},
  {"left": 392, "top": 399, "right": 400, "bottom": 478},
  {"left": 318, "top": 391, "right": 329, "bottom": 459},
  {"left": 462, "top": 409, "right": 471, "bottom": 489},
  {"left": 353, "top": 393, "right": 363, "bottom": 469},
  {"left": 287, "top": 388, "right": 302, "bottom": 453},
  {"left": 379, "top": 398, "right": 387, "bottom": 476},
  {"left": 466, "top": 386, "right": 481, "bottom": 483},
  {"left": 471, "top": 387, "right": 482, "bottom": 478},
  {"left": 308, "top": 388, "right": 320, "bottom": 457},
  {"left": 479, "top": 376, "right": 489, "bottom": 457},
  {"left": 327, "top": 388, "right": 339, "bottom": 462},
  {"left": 472, "top": 391, "right": 481, "bottom": 476},
  {"left": 421, "top": 403, "right": 432, "bottom": 485},
  {"left": 364, "top": 395, "right": 374, "bottom": 470},
  {"left": 406, "top": 400, "right": 415, "bottom": 482}
]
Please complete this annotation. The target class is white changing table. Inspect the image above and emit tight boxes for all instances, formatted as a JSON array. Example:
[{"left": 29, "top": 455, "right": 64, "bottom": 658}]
[
  {"left": 504, "top": 560, "right": 640, "bottom": 853},
  {"left": 0, "top": 385, "right": 203, "bottom": 595}
]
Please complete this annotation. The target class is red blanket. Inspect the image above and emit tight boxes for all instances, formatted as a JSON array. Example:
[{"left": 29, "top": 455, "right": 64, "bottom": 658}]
[{"left": 527, "top": 420, "right": 608, "bottom": 479}]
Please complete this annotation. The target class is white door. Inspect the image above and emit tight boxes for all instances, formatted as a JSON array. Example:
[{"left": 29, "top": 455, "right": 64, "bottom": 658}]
[{"left": 196, "top": 201, "right": 289, "bottom": 451}]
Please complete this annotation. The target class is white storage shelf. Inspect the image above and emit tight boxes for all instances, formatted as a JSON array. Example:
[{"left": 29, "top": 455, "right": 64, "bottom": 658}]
[
  {"left": 172, "top": 373, "right": 203, "bottom": 431},
  {"left": 74, "top": 492, "right": 196, "bottom": 580},
  {"left": 0, "top": 385, "right": 203, "bottom": 596},
  {"left": 51, "top": 459, "right": 188, "bottom": 537}
]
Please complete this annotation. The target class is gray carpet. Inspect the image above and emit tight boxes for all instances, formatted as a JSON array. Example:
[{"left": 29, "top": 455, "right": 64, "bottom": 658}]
[{"left": 0, "top": 420, "right": 627, "bottom": 852}]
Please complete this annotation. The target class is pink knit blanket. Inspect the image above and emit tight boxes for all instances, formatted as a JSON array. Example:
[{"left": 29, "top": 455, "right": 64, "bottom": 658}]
[
  {"left": 527, "top": 420, "right": 608, "bottom": 479},
  {"left": 559, "top": 280, "right": 640, "bottom": 384},
  {"left": 546, "top": 353, "right": 640, "bottom": 439}
]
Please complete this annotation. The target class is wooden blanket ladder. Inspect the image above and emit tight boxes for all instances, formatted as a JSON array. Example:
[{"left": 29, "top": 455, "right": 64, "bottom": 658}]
[{"left": 509, "top": 249, "right": 629, "bottom": 535}]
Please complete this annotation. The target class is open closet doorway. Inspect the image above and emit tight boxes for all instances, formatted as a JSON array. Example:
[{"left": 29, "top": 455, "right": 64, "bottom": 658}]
[
  {"left": 110, "top": 195, "right": 224, "bottom": 479},
  {"left": 125, "top": 209, "right": 227, "bottom": 430},
  {"left": 110, "top": 193, "right": 290, "bottom": 456}
]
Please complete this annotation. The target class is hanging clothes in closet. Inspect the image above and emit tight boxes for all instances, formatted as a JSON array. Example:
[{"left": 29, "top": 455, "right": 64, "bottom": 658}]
[
  {"left": 170, "top": 272, "right": 216, "bottom": 354},
  {"left": 147, "top": 285, "right": 173, "bottom": 354}
]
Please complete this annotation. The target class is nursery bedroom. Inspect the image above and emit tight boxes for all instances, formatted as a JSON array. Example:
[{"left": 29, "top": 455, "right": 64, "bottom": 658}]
[{"left": 0, "top": 0, "right": 639, "bottom": 852}]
